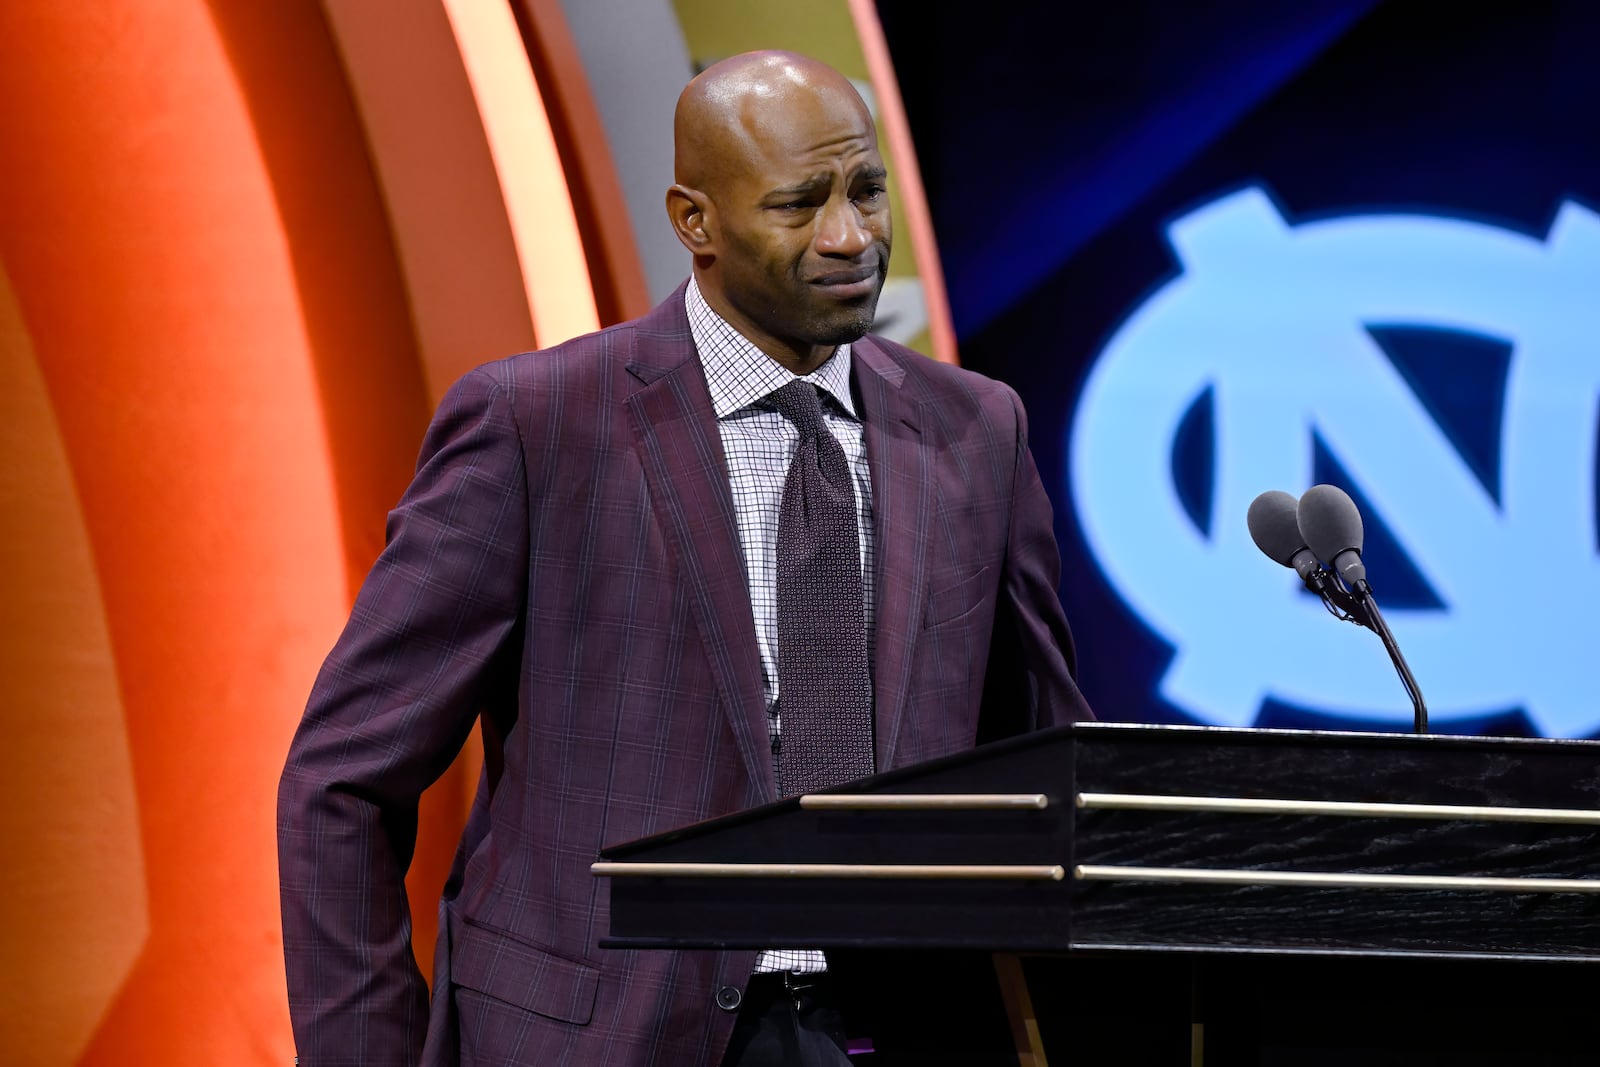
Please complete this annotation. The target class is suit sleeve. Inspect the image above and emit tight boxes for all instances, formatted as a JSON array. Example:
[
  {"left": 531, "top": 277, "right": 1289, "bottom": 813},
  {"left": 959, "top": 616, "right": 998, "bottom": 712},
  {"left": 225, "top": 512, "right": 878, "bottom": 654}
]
[
  {"left": 996, "top": 384, "right": 1095, "bottom": 728},
  {"left": 277, "top": 367, "right": 530, "bottom": 1065}
]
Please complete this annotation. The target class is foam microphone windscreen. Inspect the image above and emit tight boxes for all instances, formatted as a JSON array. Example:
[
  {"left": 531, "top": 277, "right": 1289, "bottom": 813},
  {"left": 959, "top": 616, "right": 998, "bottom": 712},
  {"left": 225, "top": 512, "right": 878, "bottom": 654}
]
[
  {"left": 1297, "top": 483, "right": 1364, "bottom": 565},
  {"left": 1247, "top": 490, "right": 1305, "bottom": 566}
]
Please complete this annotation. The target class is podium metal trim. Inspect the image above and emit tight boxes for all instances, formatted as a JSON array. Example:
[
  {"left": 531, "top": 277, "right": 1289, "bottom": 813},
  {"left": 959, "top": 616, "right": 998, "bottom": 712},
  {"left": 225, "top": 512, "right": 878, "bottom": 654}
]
[
  {"left": 1078, "top": 791, "right": 1600, "bottom": 825},
  {"left": 592, "top": 861, "right": 1067, "bottom": 880}
]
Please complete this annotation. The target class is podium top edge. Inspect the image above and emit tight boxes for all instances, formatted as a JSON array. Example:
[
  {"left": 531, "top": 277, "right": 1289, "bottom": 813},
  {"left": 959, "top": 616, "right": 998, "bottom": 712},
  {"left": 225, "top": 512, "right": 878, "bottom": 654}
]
[
  {"left": 597, "top": 722, "right": 1600, "bottom": 860},
  {"left": 1070, "top": 721, "right": 1600, "bottom": 749}
]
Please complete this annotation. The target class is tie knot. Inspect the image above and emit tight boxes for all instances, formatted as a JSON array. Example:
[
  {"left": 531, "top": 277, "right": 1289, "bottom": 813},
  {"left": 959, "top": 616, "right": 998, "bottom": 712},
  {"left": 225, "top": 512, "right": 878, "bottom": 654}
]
[{"left": 765, "top": 380, "right": 828, "bottom": 437}]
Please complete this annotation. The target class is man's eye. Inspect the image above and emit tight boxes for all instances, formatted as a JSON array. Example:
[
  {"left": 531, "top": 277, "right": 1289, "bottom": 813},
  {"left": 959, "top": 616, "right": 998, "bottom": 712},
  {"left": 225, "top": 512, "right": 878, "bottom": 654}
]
[{"left": 856, "top": 185, "right": 886, "bottom": 203}]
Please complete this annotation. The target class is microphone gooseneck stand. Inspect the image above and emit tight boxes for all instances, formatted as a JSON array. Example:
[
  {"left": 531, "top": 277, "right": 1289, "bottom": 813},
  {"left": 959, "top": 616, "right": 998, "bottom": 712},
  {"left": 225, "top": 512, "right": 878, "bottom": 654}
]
[
  {"left": 1349, "top": 583, "right": 1428, "bottom": 735},
  {"left": 1303, "top": 574, "right": 1430, "bottom": 734}
]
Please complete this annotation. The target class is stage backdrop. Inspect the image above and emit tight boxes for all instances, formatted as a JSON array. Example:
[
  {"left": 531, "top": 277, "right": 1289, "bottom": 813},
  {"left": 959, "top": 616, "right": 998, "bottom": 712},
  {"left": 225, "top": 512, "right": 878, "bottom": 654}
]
[
  {"left": 10, "top": 2, "right": 1595, "bottom": 1065},
  {"left": 0, "top": 2, "right": 944, "bottom": 1063},
  {"left": 881, "top": 0, "right": 1600, "bottom": 740}
]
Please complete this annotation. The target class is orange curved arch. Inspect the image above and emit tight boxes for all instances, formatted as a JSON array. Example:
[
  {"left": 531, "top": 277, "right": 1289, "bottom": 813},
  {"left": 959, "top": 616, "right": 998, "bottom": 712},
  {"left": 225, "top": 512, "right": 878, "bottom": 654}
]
[
  {"left": 320, "top": 0, "right": 538, "bottom": 405},
  {"left": 515, "top": 0, "right": 653, "bottom": 325},
  {"left": 0, "top": 2, "right": 435, "bottom": 1061},
  {"left": 441, "top": 0, "right": 599, "bottom": 348},
  {"left": 0, "top": 256, "right": 147, "bottom": 1067}
]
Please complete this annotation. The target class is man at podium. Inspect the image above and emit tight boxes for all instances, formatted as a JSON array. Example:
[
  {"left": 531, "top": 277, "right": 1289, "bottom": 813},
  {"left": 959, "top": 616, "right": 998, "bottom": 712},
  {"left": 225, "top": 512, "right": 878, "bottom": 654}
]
[{"left": 278, "top": 49, "right": 1092, "bottom": 1067}]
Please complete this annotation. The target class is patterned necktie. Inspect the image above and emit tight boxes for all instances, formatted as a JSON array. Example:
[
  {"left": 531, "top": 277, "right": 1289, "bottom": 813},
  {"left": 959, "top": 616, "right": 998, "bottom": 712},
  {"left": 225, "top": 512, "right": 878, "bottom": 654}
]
[{"left": 766, "top": 380, "right": 875, "bottom": 796}]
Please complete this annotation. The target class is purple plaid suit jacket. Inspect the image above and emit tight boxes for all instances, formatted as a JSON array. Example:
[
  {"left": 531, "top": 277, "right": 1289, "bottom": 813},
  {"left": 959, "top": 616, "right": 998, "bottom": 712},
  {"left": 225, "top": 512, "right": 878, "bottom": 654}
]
[{"left": 277, "top": 285, "right": 1092, "bottom": 1066}]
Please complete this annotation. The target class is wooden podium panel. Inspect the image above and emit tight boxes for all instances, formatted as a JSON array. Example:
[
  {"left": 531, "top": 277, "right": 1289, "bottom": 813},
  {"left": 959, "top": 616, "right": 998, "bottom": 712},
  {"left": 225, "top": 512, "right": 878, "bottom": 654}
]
[{"left": 596, "top": 722, "right": 1600, "bottom": 961}]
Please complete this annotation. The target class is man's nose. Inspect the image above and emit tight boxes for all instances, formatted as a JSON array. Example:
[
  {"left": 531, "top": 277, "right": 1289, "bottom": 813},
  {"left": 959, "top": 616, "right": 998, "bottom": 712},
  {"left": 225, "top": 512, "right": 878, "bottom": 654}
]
[{"left": 813, "top": 198, "right": 873, "bottom": 258}]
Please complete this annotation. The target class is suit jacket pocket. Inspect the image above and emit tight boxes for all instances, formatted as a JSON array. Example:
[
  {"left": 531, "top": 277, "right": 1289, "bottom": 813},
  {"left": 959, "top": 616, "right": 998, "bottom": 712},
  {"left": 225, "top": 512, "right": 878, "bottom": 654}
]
[
  {"left": 454, "top": 918, "right": 599, "bottom": 1025},
  {"left": 923, "top": 566, "right": 992, "bottom": 629}
]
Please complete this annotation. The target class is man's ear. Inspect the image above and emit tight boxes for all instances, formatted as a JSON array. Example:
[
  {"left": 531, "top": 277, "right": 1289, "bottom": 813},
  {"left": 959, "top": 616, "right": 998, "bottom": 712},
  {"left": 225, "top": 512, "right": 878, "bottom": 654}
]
[{"left": 666, "top": 184, "right": 714, "bottom": 255}]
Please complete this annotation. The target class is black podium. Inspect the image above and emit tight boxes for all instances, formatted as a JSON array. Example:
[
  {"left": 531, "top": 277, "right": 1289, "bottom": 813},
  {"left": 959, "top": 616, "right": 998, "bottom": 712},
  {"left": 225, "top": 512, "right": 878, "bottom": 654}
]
[{"left": 594, "top": 723, "right": 1600, "bottom": 1063}]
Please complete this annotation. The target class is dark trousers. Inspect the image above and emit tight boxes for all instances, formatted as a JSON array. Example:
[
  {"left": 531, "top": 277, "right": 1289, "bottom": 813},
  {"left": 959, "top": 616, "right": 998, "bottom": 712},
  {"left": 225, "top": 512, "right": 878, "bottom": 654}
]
[
  {"left": 719, "top": 954, "right": 1019, "bottom": 1067},
  {"left": 720, "top": 972, "right": 854, "bottom": 1067}
]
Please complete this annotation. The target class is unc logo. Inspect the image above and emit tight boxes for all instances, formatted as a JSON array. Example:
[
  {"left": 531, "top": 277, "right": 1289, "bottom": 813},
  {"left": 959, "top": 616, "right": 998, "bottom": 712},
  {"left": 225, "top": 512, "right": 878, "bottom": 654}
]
[{"left": 1069, "top": 185, "right": 1600, "bottom": 735}]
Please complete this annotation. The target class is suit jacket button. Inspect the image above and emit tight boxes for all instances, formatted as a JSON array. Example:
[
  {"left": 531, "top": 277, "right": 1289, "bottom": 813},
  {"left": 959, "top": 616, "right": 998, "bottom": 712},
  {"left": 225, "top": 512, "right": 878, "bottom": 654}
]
[{"left": 715, "top": 985, "right": 743, "bottom": 1012}]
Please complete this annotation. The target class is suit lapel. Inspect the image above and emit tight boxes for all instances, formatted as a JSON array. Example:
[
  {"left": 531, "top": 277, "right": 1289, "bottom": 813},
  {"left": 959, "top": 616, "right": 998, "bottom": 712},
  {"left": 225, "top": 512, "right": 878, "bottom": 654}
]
[
  {"left": 624, "top": 292, "right": 774, "bottom": 799},
  {"left": 854, "top": 338, "right": 931, "bottom": 771}
]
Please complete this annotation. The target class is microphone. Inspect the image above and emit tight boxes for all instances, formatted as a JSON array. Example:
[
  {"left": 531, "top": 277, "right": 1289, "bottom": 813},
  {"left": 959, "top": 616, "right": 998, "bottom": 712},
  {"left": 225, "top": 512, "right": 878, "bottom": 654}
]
[
  {"left": 1247, "top": 490, "right": 1326, "bottom": 587},
  {"left": 1296, "top": 484, "right": 1368, "bottom": 592},
  {"left": 1288, "top": 483, "right": 1428, "bottom": 734}
]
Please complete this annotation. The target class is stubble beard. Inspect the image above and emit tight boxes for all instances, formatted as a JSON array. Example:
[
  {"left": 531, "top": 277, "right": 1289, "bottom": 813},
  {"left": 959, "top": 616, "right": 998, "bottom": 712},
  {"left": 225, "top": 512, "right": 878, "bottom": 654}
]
[{"left": 811, "top": 301, "right": 879, "bottom": 346}]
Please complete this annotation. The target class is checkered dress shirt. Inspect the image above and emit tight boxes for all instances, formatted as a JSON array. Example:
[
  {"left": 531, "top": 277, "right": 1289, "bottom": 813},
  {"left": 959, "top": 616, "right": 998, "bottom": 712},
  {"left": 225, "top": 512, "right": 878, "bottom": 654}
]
[{"left": 686, "top": 278, "right": 875, "bottom": 973}]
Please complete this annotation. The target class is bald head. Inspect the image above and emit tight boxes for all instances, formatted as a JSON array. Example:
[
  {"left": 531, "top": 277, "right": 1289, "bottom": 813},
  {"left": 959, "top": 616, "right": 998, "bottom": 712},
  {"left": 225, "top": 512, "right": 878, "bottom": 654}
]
[
  {"left": 665, "top": 50, "right": 891, "bottom": 375},
  {"left": 674, "top": 51, "right": 871, "bottom": 194}
]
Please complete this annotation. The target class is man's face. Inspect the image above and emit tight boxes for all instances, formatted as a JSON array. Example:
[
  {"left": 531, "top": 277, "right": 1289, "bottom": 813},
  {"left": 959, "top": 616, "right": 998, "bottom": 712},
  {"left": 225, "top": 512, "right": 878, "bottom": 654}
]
[{"left": 706, "top": 88, "right": 892, "bottom": 368}]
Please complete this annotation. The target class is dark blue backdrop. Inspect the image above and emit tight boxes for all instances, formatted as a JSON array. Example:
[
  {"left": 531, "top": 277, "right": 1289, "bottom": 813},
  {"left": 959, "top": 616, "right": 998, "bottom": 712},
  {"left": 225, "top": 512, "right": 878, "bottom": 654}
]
[{"left": 878, "top": 1, "right": 1600, "bottom": 737}]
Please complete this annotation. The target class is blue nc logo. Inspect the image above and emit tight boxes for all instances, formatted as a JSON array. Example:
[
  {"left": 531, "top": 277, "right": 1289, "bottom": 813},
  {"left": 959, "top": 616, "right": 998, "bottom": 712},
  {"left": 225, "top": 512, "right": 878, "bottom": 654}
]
[{"left": 1068, "top": 185, "right": 1600, "bottom": 735}]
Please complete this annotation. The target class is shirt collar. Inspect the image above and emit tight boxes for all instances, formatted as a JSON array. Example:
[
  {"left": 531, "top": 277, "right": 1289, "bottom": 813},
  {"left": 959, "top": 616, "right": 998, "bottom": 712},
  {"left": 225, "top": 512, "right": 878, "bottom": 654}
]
[{"left": 686, "top": 276, "right": 858, "bottom": 421}]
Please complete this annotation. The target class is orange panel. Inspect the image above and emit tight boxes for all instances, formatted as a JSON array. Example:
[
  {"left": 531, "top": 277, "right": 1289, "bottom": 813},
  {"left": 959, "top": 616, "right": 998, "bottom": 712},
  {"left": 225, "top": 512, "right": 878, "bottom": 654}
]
[
  {"left": 0, "top": 1, "right": 433, "bottom": 1062},
  {"left": 0, "top": 260, "right": 147, "bottom": 1066},
  {"left": 201, "top": 0, "right": 433, "bottom": 593},
  {"left": 202, "top": 0, "right": 477, "bottom": 996},
  {"left": 322, "top": 0, "right": 540, "bottom": 404}
]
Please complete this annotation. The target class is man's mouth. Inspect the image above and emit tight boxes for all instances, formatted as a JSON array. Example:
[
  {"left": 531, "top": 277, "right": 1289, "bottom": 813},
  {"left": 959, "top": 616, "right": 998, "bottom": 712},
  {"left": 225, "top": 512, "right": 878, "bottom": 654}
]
[{"left": 809, "top": 263, "right": 881, "bottom": 300}]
